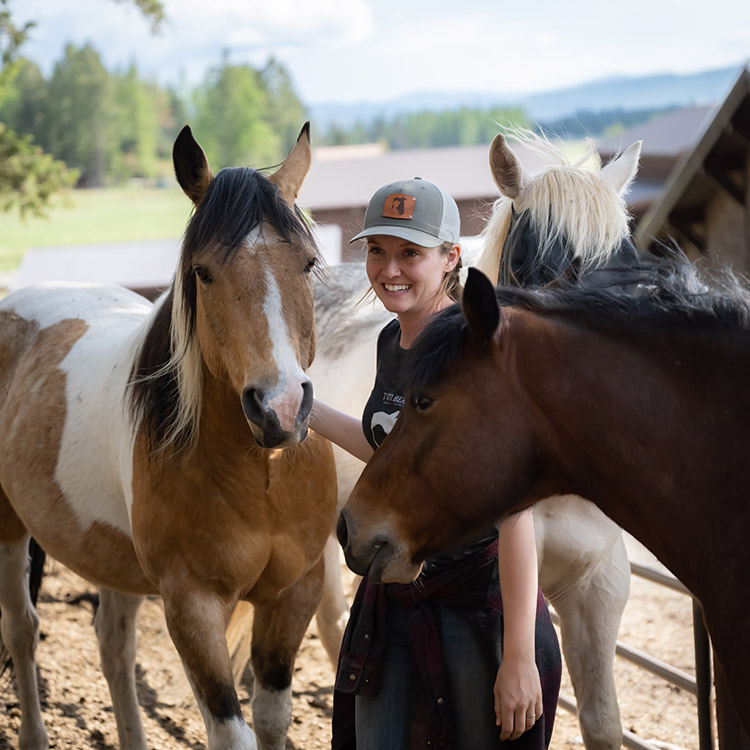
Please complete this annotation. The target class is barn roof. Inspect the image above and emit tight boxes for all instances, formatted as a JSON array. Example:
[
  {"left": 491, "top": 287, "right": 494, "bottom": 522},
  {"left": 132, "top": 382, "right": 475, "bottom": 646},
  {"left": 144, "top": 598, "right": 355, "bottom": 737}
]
[
  {"left": 297, "top": 142, "right": 549, "bottom": 211},
  {"left": 597, "top": 105, "right": 716, "bottom": 159}
]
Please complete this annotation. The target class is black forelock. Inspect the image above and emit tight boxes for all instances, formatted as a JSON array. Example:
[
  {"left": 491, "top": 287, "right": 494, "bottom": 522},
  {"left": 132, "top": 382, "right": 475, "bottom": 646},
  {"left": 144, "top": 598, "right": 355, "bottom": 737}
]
[{"left": 182, "top": 166, "right": 314, "bottom": 264}]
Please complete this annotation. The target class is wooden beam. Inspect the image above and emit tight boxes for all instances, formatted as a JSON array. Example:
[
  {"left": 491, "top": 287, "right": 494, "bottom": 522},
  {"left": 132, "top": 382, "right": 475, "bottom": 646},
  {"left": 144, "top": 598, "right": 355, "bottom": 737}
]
[
  {"left": 727, "top": 121, "right": 750, "bottom": 149},
  {"left": 671, "top": 205, "right": 706, "bottom": 226},
  {"left": 668, "top": 219, "right": 707, "bottom": 253},
  {"left": 732, "top": 105, "right": 750, "bottom": 142},
  {"left": 703, "top": 162, "right": 746, "bottom": 206}
]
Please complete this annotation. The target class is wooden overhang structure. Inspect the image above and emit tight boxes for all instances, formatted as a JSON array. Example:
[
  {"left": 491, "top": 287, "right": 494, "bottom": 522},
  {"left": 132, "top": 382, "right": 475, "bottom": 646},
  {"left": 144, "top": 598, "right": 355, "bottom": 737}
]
[{"left": 635, "top": 66, "right": 750, "bottom": 271}]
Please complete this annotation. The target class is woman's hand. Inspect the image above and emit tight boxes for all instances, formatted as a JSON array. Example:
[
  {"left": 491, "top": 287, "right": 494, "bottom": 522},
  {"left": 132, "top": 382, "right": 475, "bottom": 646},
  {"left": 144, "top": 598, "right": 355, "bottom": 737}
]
[{"left": 494, "top": 650, "right": 543, "bottom": 740}]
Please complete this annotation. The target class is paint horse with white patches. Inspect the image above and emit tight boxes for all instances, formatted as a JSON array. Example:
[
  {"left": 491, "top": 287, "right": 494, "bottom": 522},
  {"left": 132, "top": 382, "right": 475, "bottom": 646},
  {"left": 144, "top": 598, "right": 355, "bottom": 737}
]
[
  {"left": 0, "top": 124, "right": 337, "bottom": 750},
  {"left": 307, "top": 133, "right": 644, "bottom": 750}
]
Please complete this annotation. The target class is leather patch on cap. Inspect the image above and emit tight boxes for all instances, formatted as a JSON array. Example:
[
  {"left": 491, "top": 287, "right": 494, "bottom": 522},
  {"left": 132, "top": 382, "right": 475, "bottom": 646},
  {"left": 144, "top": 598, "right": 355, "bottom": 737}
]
[{"left": 382, "top": 193, "right": 416, "bottom": 219}]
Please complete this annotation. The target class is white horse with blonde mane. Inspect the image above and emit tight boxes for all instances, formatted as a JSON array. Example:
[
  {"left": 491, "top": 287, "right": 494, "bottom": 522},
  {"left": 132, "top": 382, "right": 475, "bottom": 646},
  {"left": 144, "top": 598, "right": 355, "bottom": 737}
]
[{"left": 226, "top": 131, "right": 643, "bottom": 749}]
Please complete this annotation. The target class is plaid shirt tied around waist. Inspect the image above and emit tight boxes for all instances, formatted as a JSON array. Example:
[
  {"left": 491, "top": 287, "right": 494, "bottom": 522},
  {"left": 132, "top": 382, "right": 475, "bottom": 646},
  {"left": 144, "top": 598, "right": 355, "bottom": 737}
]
[{"left": 331, "top": 539, "right": 562, "bottom": 749}]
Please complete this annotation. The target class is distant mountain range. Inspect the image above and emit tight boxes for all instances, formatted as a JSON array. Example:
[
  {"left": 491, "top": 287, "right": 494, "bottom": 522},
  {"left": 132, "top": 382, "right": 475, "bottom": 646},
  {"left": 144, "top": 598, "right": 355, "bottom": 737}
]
[{"left": 308, "top": 64, "right": 745, "bottom": 129}]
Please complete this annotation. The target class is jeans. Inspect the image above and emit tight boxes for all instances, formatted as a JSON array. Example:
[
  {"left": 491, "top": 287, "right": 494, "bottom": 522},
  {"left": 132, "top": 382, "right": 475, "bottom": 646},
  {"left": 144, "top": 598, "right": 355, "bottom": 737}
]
[{"left": 354, "top": 599, "right": 502, "bottom": 750}]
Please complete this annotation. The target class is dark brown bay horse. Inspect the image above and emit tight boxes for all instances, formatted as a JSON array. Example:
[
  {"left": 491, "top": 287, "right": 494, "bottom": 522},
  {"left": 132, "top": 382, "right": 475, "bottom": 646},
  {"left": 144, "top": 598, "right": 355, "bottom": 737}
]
[
  {"left": 0, "top": 125, "right": 337, "bottom": 749},
  {"left": 338, "top": 263, "right": 750, "bottom": 741}
]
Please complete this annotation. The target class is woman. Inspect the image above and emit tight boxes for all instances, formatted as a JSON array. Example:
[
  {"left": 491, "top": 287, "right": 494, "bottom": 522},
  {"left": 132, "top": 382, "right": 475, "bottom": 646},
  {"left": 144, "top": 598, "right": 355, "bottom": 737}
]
[{"left": 311, "top": 177, "right": 561, "bottom": 749}]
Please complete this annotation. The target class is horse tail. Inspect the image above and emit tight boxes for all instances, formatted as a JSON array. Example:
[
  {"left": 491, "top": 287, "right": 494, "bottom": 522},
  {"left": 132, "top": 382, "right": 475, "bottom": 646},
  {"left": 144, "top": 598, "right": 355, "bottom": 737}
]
[
  {"left": 1, "top": 537, "right": 46, "bottom": 675},
  {"left": 226, "top": 600, "right": 254, "bottom": 687}
]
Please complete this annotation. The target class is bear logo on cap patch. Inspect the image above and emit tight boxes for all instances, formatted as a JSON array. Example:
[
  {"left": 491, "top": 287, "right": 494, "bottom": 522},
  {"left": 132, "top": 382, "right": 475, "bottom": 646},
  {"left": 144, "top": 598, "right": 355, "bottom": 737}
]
[{"left": 382, "top": 193, "right": 416, "bottom": 220}]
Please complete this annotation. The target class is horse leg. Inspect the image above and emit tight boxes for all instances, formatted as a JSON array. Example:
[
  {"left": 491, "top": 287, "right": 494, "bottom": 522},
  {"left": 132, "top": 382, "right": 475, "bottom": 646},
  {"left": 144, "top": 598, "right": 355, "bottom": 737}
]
[
  {"left": 94, "top": 587, "right": 147, "bottom": 750},
  {"left": 162, "top": 585, "right": 257, "bottom": 750},
  {"left": 251, "top": 558, "right": 325, "bottom": 750},
  {"left": 229, "top": 535, "right": 345, "bottom": 679},
  {"left": 535, "top": 498, "right": 630, "bottom": 750},
  {"left": 313, "top": 533, "right": 349, "bottom": 668},
  {"left": 0, "top": 527, "right": 49, "bottom": 750},
  {"left": 550, "top": 566, "right": 628, "bottom": 750}
]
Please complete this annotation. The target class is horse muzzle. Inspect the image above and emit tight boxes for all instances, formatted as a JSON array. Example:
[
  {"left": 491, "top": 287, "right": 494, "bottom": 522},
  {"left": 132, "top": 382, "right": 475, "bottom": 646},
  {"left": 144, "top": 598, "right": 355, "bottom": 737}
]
[
  {"left": 336, "top": 509, "right": 417, "bottom": 583},
  {"left": 242, "top": 380, "right": 313, "bottom": 448}
]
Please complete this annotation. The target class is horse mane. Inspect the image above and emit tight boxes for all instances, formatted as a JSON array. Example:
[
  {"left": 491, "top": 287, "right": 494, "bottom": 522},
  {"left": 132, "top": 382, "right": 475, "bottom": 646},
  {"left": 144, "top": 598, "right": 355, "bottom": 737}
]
[
  {"left": 476, "top": 130, "right": 632, "bottom": 283},
  {"left": 406, "top": 256, "right": 750, "bottom": 392},
  {"left": 128, "top": 166, "right": 316, "bottom": 454}
]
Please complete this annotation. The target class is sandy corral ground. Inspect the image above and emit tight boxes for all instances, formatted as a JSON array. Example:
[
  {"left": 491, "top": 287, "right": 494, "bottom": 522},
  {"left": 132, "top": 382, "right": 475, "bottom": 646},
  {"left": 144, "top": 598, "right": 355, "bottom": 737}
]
[{"left": 0, "top": 536, "right": 714, "bottom": 750}]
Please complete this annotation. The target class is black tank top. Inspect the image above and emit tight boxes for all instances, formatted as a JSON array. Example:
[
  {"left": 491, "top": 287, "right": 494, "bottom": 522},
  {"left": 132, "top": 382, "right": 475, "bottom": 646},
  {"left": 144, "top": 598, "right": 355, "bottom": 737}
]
[{"left": 362, "top": 319, "right": 496, "bottom": 576}]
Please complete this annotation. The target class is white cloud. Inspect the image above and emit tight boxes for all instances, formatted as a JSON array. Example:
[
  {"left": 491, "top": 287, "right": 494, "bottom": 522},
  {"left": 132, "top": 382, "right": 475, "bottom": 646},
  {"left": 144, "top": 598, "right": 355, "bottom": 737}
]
[
  {"left": 13, "top": 0, "right": 750, "bottom": 104},
  {"left": 18, "top": 0, "right": 375, "bottom": 84}
]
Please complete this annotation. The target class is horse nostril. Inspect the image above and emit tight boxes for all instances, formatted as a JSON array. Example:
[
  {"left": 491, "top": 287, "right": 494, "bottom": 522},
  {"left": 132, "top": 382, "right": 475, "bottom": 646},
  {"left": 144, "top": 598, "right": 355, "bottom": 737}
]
[
  {"left": 299, "top": 380, "right": 313, "bottom": 422},
  {"left": 336, "top": 513, "right": 349, "bottom": 549},
  {"left": 242, "top": 387, "right": 265, "bottom": 426}
]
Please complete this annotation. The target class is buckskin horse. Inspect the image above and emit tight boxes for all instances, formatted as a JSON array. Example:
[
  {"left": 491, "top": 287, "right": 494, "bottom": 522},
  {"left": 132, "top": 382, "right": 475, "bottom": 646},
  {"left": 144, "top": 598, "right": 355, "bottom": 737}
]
[
  {"left": 0, "top": 125, "right": 337, "bottom": 750},
  {"left": 338, "top": 262, "right": 750, "bottom": 743}
]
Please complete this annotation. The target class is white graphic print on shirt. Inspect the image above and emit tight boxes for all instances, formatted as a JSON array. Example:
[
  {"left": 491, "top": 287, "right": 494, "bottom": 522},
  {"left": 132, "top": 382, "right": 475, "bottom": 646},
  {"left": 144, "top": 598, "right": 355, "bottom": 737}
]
[{"left": 371, "top": 410, "right": 399, "bottom": 439}]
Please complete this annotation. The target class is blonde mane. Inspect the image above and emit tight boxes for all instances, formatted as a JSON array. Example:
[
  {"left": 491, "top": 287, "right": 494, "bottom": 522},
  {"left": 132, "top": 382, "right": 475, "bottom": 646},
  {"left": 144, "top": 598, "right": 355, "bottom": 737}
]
[
  {"left": 166, "top": 270, "right": 204, "bottom": 449},
  {"left": 476, "top": 131, "right": 632, "bottom": 285}
]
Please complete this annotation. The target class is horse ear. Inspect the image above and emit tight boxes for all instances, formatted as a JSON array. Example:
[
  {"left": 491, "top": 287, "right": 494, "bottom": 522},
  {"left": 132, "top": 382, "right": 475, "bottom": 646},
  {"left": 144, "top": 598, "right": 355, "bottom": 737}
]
[
  {"left": 600, "top": 140, "right": 642, "bottom": 195},
  {"left": 463, "top": 268, "right": 501, "bottom": 345},
  {"left": 173, "top": 125, "right": 214, "bottom": 206},
  {"left": 489, "top": 133, "right": 528, "bottom": 199},
  {"left": 269, "top": 122, "right": 312, "bottom": 206}
]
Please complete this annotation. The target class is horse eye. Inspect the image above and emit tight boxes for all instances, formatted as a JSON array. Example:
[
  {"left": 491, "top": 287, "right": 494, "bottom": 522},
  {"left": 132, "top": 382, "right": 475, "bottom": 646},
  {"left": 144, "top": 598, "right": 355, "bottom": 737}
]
[
  {"left": 194, "top": 266, "right": 213, "bottom": 284},
  {"left": 411, "top": 394, "right": 433, "bottom": 411},
  {"left": 303, "top": 257, "right": 317, "bottom": 274}
]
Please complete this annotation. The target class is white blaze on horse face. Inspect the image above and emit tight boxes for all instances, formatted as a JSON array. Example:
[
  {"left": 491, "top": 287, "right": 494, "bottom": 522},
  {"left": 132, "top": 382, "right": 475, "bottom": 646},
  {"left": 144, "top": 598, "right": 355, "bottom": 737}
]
[{"left": 261, "top": 263, "right": 310, "bottom": 434}]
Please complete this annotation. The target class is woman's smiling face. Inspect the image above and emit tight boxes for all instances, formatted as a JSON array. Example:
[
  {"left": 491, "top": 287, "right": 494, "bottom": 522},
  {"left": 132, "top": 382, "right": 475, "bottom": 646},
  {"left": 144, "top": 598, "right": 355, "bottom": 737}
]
[{"left": 365, "top": 235, "right": 458, "bottom": 318}]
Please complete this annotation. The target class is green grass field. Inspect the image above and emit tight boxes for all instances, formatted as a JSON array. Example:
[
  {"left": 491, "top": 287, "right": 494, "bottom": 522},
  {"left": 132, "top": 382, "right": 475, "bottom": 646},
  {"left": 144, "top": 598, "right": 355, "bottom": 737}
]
[{"left": 0, "top": 187, "right": 193, "bottom": 272}]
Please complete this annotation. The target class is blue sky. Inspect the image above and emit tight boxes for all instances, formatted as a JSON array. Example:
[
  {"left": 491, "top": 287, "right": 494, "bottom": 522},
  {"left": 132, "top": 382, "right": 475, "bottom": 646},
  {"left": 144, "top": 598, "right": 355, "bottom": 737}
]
[{"left": 17, "top": 0, "right": 750, "bottom": 105}]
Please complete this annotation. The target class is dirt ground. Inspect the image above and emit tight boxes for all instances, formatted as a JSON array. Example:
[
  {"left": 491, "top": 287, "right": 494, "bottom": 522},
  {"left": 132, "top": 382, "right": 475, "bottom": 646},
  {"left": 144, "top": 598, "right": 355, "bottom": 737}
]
[{"left": 0, "top": 537, "right": 713, "bottom": 750}]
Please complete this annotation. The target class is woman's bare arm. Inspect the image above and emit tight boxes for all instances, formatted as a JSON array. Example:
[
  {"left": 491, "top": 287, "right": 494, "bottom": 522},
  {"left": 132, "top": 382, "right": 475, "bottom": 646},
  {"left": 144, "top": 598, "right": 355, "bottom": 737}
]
[{"left": 309, "top": 399, "right": 374, "bottom": 463}]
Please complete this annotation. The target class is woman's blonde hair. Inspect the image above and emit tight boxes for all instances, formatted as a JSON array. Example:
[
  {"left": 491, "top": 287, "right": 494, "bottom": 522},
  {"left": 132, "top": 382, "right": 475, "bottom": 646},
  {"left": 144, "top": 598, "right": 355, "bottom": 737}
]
[{"left": 437, "top": 241, "right": 463, "bottom": 302}]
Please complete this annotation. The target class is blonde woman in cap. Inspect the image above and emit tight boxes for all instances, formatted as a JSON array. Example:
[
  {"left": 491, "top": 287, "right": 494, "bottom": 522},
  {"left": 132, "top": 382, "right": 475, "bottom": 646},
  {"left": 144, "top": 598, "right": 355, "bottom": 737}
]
[{"left": 311, "top": 178, "right": 561, "bottom": 750}]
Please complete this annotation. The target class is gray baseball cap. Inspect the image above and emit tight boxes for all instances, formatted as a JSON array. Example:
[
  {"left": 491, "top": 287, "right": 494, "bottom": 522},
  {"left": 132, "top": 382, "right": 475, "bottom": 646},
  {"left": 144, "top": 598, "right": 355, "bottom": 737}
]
[{"left": 350, "top": 177, "right": 460, "bottom": 247}]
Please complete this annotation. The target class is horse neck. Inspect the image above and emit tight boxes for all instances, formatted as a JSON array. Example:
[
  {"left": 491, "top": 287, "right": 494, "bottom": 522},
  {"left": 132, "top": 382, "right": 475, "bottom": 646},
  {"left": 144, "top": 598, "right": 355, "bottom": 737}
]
[{"left": 514, "top": 311, "right": 748, "bottom": 597}]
